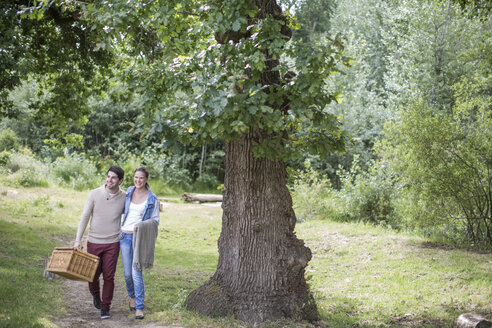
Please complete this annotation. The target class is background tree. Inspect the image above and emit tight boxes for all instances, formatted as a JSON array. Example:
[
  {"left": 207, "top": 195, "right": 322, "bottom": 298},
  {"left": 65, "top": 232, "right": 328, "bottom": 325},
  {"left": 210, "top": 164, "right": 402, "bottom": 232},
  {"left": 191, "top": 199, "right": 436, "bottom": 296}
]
[
  {"left": 0, "top": 0, "right": 115, "bottom": 150},
  {"left": 376, "top": 7, "right": 492, "bottom": 245}
]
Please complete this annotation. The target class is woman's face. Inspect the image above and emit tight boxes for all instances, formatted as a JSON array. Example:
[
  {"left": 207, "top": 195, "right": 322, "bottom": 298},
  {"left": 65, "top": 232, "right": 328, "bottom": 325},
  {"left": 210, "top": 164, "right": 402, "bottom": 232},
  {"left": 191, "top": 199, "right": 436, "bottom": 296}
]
[{"left": 133, "top": 170, "right": 148, "bottom": 189}]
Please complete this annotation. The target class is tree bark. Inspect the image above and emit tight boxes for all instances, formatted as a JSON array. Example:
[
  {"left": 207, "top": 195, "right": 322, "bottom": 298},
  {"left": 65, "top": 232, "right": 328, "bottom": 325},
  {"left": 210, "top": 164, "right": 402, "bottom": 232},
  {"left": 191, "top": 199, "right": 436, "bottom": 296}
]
[{"left": 185, "top": 133, "right": 318, "bottom": 323}]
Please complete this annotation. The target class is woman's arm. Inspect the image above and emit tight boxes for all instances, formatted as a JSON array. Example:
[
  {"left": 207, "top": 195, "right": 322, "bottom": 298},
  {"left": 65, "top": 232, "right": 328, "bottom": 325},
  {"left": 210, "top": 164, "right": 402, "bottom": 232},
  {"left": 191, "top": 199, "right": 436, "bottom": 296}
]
[{"left": 149, "top": 197, "right": 160, "bottom": 223}]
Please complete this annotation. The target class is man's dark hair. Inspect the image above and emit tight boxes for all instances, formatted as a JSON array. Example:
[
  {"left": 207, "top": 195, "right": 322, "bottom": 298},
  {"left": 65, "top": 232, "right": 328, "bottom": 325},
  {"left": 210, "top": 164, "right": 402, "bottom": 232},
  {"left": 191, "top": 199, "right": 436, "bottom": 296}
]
[{"left": 107, "top": 166, "right": 124, "bottom": 180}]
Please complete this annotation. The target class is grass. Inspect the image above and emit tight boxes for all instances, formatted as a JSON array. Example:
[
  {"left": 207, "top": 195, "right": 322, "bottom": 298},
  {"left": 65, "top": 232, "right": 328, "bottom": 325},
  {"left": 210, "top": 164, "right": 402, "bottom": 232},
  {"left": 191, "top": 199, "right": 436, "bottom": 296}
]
[
  {"left": 0, "top": 186, "right": 85, "bottom": 328},
  {"left": 297, "top": 221, "right": 492, "bottom": 327},
  {"left": 0, "top": 181, "right": 491, "bottom": 327}
]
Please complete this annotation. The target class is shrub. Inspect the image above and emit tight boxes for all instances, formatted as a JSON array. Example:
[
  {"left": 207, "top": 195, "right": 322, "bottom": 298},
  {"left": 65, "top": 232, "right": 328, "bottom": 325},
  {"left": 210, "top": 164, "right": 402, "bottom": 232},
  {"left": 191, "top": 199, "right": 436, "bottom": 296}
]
[
  {"left": 338, "top": 157, "right": 401, "bottom": 228},
  {"left": 290, "top": 161, "right": 343, "bottom": 221},
  {"left": 0, "top": 128, "right": 20, "bottom": 152},
  {"left": 193, "top": 173, "right": 221, "bottom": 193},
  {"left": 8, "top": 148, "right": 38, "bottom": 173},
  {"left": 0, "top": 151, "right": 11, "bottom": 167},
  {"left": 146, "top": 178, "right": 181, "bottom": 197},
  {"left": 377, "top": 91, "right": 492, "bottom": 248},
  {"left": 51, "top": 151, "right": 100, "bottom": 191},
  {"left": 0, "top": 148, "right": 49, "bottom": 187},
  {"left": 15, "top": 166, "right": 49, "bottom": 187},
  {"left": 290, "top": 157, "right": 403, "bottom": 227}
]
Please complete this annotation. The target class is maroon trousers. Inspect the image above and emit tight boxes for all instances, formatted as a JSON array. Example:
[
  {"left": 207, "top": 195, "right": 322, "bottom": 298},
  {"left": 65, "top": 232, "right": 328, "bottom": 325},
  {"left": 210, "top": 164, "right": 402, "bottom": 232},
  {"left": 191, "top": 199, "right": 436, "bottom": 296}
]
[{"left": 87, "top": 241, "right": 120, "bottom": 311}]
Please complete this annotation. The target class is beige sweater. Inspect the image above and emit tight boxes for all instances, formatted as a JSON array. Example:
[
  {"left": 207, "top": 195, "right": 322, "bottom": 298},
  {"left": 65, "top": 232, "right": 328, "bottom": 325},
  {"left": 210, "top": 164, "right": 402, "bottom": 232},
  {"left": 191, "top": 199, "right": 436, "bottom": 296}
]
[{"left": 76, "top": 185, "right": 126, "bottom": 244}]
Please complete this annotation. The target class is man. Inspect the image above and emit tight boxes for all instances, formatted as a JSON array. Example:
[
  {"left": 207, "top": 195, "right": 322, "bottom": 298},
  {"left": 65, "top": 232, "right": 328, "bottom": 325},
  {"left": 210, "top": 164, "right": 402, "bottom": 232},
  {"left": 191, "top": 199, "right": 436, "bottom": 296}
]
[{"left": 74, "top": 166, "right": 126, "bottom": 319}]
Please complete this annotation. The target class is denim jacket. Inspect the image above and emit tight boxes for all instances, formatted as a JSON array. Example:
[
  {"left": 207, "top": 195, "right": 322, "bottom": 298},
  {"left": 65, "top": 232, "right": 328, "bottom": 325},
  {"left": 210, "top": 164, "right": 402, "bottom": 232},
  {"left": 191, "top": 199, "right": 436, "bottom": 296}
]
[{"left": 122, "top": 186, "right": 160, "bottom": 226}]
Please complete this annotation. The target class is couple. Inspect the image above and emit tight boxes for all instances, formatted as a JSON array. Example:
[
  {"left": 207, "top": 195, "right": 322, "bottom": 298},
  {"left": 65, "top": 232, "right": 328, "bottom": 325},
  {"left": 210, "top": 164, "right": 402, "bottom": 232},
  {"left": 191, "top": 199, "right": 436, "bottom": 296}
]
[{"left": 73, "top": 166, "right": 159, "bottom": 320}]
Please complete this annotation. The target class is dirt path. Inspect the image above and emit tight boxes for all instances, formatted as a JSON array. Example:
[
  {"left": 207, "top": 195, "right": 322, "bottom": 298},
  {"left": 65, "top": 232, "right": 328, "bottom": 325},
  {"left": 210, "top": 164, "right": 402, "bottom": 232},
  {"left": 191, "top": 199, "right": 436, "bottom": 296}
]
[
  {"left": 53, "top": 273, "right": 177, "bottom": 328},
  {"left": 55, "top": 277, "right": 176, "bottom": 328}
]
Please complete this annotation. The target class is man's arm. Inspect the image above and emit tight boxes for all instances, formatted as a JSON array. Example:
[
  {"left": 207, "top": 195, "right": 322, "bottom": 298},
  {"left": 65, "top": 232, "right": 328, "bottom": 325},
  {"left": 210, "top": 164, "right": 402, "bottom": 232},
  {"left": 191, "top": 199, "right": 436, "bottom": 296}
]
[{"left": 74, "top": 191, "right": 95, "bottom": 249}]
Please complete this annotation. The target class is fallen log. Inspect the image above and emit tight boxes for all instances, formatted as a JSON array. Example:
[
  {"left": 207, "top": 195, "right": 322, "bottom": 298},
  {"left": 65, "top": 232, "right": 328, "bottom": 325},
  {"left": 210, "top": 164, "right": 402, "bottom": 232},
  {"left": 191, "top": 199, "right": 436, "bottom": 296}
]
[
  {"left": 456, "top": 313, "right": 492, "bottom": 328},
  {"left": 182, "top": 193, "right": 223, "bottom": 203}
]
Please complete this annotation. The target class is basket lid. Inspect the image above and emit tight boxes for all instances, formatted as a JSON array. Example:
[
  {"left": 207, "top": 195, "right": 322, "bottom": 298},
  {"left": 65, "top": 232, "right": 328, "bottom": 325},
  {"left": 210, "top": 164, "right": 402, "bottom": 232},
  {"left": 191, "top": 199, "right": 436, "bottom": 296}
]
[{"left": 52, "top": 247, "right": 100, "bottom": 261}]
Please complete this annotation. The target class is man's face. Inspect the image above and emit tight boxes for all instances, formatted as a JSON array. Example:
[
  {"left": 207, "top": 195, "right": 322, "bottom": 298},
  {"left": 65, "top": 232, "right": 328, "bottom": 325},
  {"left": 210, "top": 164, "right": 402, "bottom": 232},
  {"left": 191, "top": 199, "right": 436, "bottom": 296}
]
[{"left": 106, "top": 171, "right": 122, "bottom": 190}]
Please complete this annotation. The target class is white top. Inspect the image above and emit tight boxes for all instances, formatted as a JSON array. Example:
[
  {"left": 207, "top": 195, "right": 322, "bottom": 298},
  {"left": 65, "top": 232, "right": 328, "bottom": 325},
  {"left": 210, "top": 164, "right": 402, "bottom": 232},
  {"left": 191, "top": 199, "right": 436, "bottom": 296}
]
[{"left": 121, "top": 201, "right": 147, "bottom": 231}]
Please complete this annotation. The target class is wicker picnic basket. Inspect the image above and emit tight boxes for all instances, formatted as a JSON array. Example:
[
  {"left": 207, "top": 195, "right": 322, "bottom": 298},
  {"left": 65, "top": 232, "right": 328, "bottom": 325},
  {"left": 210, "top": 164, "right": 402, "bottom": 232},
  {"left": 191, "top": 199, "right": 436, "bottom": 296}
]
[{"left": 47, "top": 247, "right": 100, "bottom": 282}]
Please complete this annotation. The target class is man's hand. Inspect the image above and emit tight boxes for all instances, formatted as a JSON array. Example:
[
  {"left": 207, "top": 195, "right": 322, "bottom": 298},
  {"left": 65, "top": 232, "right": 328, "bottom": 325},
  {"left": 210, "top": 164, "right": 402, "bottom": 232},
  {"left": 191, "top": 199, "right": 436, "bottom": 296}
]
[{"left": 74, "top": 241, "right": 82, "bottom": 250}]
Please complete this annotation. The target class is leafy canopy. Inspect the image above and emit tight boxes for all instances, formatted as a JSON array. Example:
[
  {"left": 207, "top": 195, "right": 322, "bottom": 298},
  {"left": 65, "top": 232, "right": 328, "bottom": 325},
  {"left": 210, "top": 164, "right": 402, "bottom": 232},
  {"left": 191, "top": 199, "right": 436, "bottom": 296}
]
[{"left": 7, "top": 0, "right": 350, "bottom": 160}]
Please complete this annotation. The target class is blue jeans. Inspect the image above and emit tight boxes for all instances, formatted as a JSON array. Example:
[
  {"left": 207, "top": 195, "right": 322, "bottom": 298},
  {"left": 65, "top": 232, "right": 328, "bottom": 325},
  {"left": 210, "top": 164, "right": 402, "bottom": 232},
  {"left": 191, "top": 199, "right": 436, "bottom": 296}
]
[{"left": 120, "top": 232, "right": 145, "bottom": 310}]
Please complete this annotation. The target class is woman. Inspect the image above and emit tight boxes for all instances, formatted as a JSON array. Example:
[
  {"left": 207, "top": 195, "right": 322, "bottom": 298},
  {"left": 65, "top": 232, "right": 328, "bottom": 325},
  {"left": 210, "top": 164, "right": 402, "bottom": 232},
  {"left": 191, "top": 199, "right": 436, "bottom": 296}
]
[{"left": 120, "top": 167, "right": 160, "bottom": 320}]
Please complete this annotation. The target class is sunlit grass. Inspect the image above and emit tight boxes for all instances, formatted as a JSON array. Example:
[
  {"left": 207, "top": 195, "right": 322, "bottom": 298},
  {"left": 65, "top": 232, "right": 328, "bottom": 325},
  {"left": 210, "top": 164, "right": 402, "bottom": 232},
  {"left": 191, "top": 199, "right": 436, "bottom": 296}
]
[{"left": 297, "top": 220, "right": 492, "bottom": 327}]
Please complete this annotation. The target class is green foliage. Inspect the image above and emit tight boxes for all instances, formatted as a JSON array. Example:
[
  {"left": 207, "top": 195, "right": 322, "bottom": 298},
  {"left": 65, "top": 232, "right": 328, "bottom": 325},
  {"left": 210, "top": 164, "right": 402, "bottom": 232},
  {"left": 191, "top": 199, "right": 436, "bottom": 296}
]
[
  {"left": 338, "top": 157, "right": 401, "bottom": 228},
  {"left": 436, "top": 0, "right": 491, "bottom": 17},
  {"left": 1, "top": 1, "right": 113, "bottom": 136},
  {"left": 5, "top": 149, "right": 49, "bottom": 187},
  {"left": 291, "top": 156, "right": 403, "bottom": 228},
  {"left": 3, "top": 0, "right": 350, "bottom": 194},
  {"left": 7, "top": 149, "right": 45, "bottom": 173},
  {"left": 15, "top": 166, "right": 49, "bottom": 188},
  {"left": 321, "top": 0, "right": 490, "bottom": 184},
  {"left": 44, "top": 133, "right": 85, "bottom": 151},
  {"left": 290, "top": 160, "right": 341, "bottom": 221},
  {"left": 0, "top": 151, "right": 11, "bottom": 168},
  {"left": 83, "top": 87, "right": 145, "bottom": 158},
  {"left": 0, "top": 128, "right": 20, "bottom": 151},
  {"left": 312, "top": 0, "right": 402, "bottom": 184},
  {"left": 193, "top": 173, "right": 221, "bottom": 193},
  {"left": 377, "top": 75, "right": 492, "bottom": 247},
  {"left": 2, "top": 81, "right": 50, "bottom": 154},
  {"left": 160, "top": 157, "right": 193, "bottom": 190},
  {"left": 120, "top": 151, "right": 192, "bottom": 191},
  {"left": 286, "top": 0, "right": 336, "bottom": 41},
  {"left": 51, "top": 151, "right": 100, "bottom": 191},
  {"left": 81, "top": 0, "right": 349, "bottom": 161},
  {"left": 118, "top": 143, "right": 225, "bottom": 193}
]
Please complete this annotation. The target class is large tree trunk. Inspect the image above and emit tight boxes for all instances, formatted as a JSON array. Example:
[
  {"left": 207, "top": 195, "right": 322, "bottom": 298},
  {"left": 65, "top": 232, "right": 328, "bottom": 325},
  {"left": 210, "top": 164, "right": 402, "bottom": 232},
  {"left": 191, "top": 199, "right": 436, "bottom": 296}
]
[
  {"left": 185, "top": 133, "right": 319, "bottom": 323},
  {"left": 185, "top": 0, "right": 318, "bottom": 322}
]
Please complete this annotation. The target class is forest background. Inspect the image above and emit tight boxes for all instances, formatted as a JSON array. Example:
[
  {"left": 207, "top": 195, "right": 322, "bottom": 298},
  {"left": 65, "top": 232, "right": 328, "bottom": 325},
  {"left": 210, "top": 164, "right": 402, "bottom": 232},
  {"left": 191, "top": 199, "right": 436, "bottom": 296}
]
[{"left": 0, "top": 0, "right": 491, "bottom": 250}]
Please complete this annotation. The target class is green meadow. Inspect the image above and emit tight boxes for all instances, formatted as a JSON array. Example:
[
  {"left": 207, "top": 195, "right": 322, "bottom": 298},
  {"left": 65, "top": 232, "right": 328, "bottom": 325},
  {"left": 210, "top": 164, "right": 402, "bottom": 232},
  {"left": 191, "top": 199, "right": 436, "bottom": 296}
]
[{"left": 0, "top": 184, "right": 490, "bottom": 327}]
